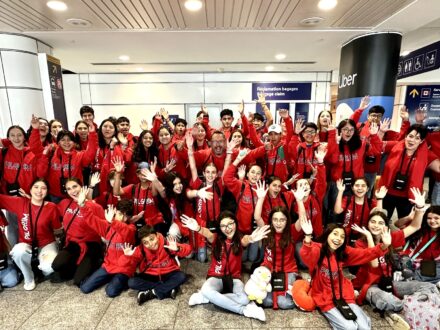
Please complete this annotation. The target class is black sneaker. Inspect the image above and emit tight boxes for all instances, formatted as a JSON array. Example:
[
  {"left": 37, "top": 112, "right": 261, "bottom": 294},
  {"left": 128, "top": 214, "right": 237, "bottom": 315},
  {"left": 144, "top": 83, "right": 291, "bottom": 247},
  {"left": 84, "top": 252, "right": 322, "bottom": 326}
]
[
  {"left": 170, "top": 287, "right": 179, "bottom": 300},
  {"left": 137, "top": 289, "right": 155, "bottom": 305}
]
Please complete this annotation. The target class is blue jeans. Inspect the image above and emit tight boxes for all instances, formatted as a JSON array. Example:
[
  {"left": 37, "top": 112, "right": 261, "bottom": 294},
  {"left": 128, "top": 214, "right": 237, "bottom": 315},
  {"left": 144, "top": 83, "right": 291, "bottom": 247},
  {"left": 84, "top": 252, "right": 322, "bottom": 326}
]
[
  {"left": 262, "top": 272, "right": 296, "bottom": 309},
  {"left": 413, "top": 261, "right": 440, "bottom": 283},
  {"left": 432, "top": 181, "right": 440, "bottom": 206},
  {"left": 200, "top": 277, "right": 249, "bottom": 315},
  {"left": 242, "top": 242, "right": 263, "bottom": 263},
  {"left": 364, "top": 172, "right": 377, "bottom": 199},
  {"left": 0, "top": 259, "right": 19, "bottom": 288},
  {"left": 80, "top": 266, "right": 129, "bottom": 297},
  {"left": 128, "top": 270, "right": 187, "bottom": 299},
  {"left": 5, "top": 211, "right": 18, "bottom": 246},
  {"left": 323, "top": 303, "right": 371, "bottom": 330}
]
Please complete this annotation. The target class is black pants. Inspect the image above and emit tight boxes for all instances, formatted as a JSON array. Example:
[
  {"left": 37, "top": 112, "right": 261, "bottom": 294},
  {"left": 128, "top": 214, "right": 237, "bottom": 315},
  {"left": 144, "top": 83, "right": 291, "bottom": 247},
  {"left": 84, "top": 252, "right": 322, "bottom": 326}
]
[
  {"left": 52, "top": 241, "right": 103, "bottom": 286},
  {"left": 383, "top": 193, "right": 413, "bottom": 220}
]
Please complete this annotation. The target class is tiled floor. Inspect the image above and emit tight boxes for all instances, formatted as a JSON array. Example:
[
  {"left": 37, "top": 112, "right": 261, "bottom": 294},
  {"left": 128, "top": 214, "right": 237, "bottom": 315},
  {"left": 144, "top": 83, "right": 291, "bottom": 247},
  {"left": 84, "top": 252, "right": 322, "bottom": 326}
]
[{"left": 1, "top": 259, "right": 392, "bottom": 329}]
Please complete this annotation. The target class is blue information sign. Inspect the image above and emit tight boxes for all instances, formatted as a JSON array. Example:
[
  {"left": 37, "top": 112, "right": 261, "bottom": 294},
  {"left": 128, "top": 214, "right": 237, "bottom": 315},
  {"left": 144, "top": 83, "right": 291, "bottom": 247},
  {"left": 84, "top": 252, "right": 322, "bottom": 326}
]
[
  {"left": 405, "top": 85, "right": 440, "bottom": 130},
  {"left": 398, "top": 41, "right": 440, "bottom": 79},
  {"left": 252, "top": 83, "right": 311, "bottom": 101}
]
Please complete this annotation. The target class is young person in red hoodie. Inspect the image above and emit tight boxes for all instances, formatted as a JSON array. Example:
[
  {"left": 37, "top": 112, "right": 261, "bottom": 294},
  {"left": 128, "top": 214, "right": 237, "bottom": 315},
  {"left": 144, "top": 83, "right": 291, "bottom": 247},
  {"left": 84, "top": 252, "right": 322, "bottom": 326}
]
[
  {"left": 120, "top": 225, "right": 191, "bottom": 305},
  {"left": 299, "top": 218, "right": 390, "bottom": 329},
  {"left": 0, "top": 178, "right": 61, "bottom": 290},
  {"left": 52, "top": 178, "right": 104, "bottom": 286},
  {"left": 182, "top": 211, "right": 270, "bottom": 321},
  {"left": 316, "top": 110, "right": 333, "bottom": 143},
  {"left": 79, "top": 197, "right": 136, "bottom": 297}
]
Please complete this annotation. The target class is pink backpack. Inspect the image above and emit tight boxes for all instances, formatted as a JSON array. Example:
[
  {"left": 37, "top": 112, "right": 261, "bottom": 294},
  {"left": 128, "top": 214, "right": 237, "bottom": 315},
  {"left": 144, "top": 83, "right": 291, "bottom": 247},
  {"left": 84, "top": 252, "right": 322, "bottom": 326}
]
[{"left": 403, "top": 291, "right": 440, "bottom": 329}]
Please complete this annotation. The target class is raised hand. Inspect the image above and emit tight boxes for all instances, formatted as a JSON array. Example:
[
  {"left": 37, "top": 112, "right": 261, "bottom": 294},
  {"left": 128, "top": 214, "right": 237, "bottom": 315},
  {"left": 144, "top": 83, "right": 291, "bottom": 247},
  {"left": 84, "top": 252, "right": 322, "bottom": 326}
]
[
  {"left": 31, "top": 114, "right": 40, "bottom": 129},
  {"left": 359, "top": 95, "right": 371, "bottom": 110},
  {"left": 336, "top": 179, "right": 345, "bottom": 192},
  {"left": 140, "top": 168, "right": 158, "bottom": 182},
  {"left": 226, "top": 137, "right": 239, "bottom": 153},
  {"left": 164, "top": 159, "right": 177, "bottom": 173},
  {"left": 283, "top": 173, "right": 299, "bottom": 187},
  {"left": 295, "top": 118, "right": 305, "bottom": 135},
  {"left": 300, "top": 216, "right": 313, "bottom": 235},
  {"left": 237, "top": 165, "right": 247, "bottom": 180},
  {"left": 252, "top": 180, "right": 268, "bottom": 199},
  {"left": 18, "top": 188, "right": 31, "bottom": 199},
  {"left": 279, "top": 109, "right": 289, "bottom": 119},
  {"left": 105, "top": 204, "right": 116, "bottom": 223},
  {"left": 186, "top": 131, "right": 194, "bottom": 149},
  {"left": 256, "top": 92, "right": 266, "bottom": 104},
  {"left": 351, "top": 224, "right": 372, "bottom": 239},
  {"left": 197, "top": 187, "right": 214, "bottom": 202},
  {"left": 123, "top": 243, "right": 136, "bottom": 256},
  {"left": 293, "top": 184, "right": 307, "bottom": 201},
  {"left": 117, "top": 132, "right": 128, "bottom": 146},
  {"left": 130, "top": 211, "right": 144, "bottom": 223},
  {"left": 415, "top": 107, "right": 426, "bottom": 124},
  {"left": 237, "top": 100, "right": 245, "bottom": 115},
  {"left": 375, "top": 186, "right": 388, "bottom": 200},
  {"left": 369, "top": 122, "right": 379, "bottom": 135},
  {"left": 315, "top": 148, "right": 327, "bottom": 163},
  {"left": 249, "top": 225, "right": 271, "bottom": 243},
  {"left": 160, "top": 108, "right": 169, "bottom": 120},
  {"left": 77, "top": 186, "right": 89, "bottom": 206},
  {"left": 379, "top": 118, "right": 391, "bottom": 133},
  {"left": 399, "top": 106, "right": 409, "bottom": 121},
  {"left": 164, "top": 236, "right": 178, "bottom": 251},
  {"left": 381, "top": 227, "right": 392, "bottom": 247},
  {"left": 112, "top": 156, "right": 125, "bottom": 173},
  {"left": 89, "top": 172, "right": 101, "bottom": 188},
  {"left": 408, "top": 187, "right": 426, "bottom": 208},
  {"left": 235, "top": 148, "right": 249, "bottom": 162},
  {"left": 140, "top": 119, "right": 149, "bottom": 131},
  {"left": 150, "top": 157, "right": 158, "bottom": 174},
  {"left": 181, "top": 214, "right": 200, "bottom": 232}
]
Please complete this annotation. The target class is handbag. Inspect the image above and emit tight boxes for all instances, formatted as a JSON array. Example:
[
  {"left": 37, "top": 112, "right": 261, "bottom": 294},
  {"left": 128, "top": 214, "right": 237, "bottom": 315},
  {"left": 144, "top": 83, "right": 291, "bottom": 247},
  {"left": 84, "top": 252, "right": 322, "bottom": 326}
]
[
  {"left": 378, "top": 276, "right": 393, "bottom": 293},
  {"left": 393, "top": 151, "right": 415, "bottom": 191},
  {"left": 271, "top": 247, "right": 286, "bottom": 292},
  {"left": 420, "top": 260, "right": 436, "bottom": 277},
  {"left": 327, "top": 256, "right": 357, "bottom": 321},
  {"left": 59, "top": 201, "right": 80, "bottom": 249}
]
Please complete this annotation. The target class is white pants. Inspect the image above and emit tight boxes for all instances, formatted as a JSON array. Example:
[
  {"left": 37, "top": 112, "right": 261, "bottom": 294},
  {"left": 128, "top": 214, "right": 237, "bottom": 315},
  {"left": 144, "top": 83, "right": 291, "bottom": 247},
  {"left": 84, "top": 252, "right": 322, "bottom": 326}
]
[{"left": 10, "top": 242, "right": 58, "bottom": 284}]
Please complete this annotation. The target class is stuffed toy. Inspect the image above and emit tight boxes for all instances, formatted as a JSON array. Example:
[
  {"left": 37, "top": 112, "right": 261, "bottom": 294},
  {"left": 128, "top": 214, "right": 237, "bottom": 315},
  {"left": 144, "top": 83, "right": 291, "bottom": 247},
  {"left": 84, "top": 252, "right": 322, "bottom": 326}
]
[
  {"left": 244, "top": 266, "right": 272, "bottom": 304},
  {"left": 289, "top": 279, "right": 316, "bottom": 311}
]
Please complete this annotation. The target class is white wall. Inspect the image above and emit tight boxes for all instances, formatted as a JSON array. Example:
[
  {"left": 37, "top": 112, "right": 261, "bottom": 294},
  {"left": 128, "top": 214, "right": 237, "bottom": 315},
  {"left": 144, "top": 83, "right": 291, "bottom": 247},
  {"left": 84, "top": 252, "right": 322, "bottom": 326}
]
[{"left": 64, "top": 71, "right": 332, "bottom": 135}]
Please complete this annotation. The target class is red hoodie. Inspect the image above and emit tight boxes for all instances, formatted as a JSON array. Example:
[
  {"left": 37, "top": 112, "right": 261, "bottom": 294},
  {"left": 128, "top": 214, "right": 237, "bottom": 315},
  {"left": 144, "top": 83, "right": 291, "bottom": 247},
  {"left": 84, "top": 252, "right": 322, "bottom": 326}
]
[
  {"left": 300, "top": 241, "right": 386, "bottom": 312},
  {"left": 261, "top": 230, "right": 302, "bottom": 273},
  {"left": 261, "top": 191, "right": 295, "bottom": 224},
  {"left": 0, "top": 195, "right": 61, "bottom": 247},
  {"left": 118, "top": 233, "right": 191, "bottom": 277},
  {"left": 82, "top": 205, "right": 136, "bottom": 276},
  {"left": 207, "top": 236, "right": 243, "bottom": 279}
]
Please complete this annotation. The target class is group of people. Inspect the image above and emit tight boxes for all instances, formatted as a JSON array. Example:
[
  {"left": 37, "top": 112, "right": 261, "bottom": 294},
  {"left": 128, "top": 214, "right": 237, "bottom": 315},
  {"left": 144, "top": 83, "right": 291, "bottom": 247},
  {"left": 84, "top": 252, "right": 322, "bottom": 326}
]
[{"left": 0, "top": 94, "right": 440, "bottom": 329}]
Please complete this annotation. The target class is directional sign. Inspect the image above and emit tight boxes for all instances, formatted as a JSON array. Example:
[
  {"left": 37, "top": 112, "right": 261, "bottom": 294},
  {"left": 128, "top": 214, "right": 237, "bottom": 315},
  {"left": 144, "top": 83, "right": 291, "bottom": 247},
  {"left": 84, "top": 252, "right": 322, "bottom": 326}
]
[
  {"left": 398, "top": 40, "right": 440, "bottom": 79},
  {"left": 405, "top": 85, "right": 440, "bottom": 130}
]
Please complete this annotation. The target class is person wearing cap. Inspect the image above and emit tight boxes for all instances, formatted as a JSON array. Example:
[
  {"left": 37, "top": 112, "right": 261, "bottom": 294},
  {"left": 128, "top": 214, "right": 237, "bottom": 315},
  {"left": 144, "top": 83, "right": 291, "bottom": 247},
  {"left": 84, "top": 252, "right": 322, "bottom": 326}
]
[{"left": 29, "top": 116, "right": 98, "bottom": 203}]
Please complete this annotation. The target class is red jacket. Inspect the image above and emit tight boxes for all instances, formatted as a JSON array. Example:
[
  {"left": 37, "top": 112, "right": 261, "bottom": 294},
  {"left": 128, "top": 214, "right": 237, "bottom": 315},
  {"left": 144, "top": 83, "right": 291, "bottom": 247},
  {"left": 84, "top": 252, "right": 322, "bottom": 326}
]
[
  {"left": 118, "top": 233, "right": 191, "bottom": 277},
  {"left": 300, "top": 241, "right": 386, "bottom": 312},
  {"left": 122, "top": 184, "right": 163, "bottom": 226},
  {"left": 58, "top": 199, "right": 103, "bottom": 264},
  {"left": 0, "top": 195, "right": 61, "bottom": 247},
  {"left": 82, "top": 205, "right": 136, "bottom": 276},
  {"left": 157, "top": 143, "right": 188, "bottom": 180},
  {"left": 207, "top": 237, "right": 243, "bottom": 279},
  {"left": 261, "top": 191, "right": 294, "bottom": 224},
  {"left": 261, "top": 230, "right": 302, "bottom": 273}
]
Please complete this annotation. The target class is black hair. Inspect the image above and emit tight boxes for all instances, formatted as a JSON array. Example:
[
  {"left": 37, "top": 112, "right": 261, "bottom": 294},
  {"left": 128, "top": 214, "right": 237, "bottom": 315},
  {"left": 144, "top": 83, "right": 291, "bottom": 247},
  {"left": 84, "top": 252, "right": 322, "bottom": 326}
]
[
  {"left": 116, "top": 116, "right": 130, "bottom": 125},
  {"left": 352, "top": 176, "right": 370, "bottom": 189},
  {"left": 158, "top": 125, "right": 172, "bottom": 136},
  {"left": 49, "top": 119, "right": 63, "bottom": 131},
  {"left": 317, "top": 223, "right": 348, "bottom": 266},
  {"left": 138, "top": 225, "right": 157, "bottom": 240},
  {"left": 7, "top": 125, "right": 28, "bottom": 142},
  {"left": 228, "top": 129, "right": 247, "bottom": 148},
  {"left": 299, "top": 122, "right": 318, "bottom": 141},
  {"left": 175, "top": 118, "right": 187, "bottom": 127},
  {"left": 196, "top": 110, "right": 207, "bottom": 118},
  {"left": 132, "top": 130, "right": 158, "bottom": 163},
  {"left": 163, "top": 172, "right": 187, "bottom": 214},
  {"left": 337, "top": 119, "right": 362, "bottom": 152},
  {"left": 65, "top": 177, "right": 83, "bottom": 186},
  {"left": 73, "top": 120, "right": 89, "bottom": 147},
  {"left": 220, "top": 109, "right": 233, "bottom": 119},
  {"left": 27, "top": 118, "right": 51, "bottom": 145},
  {"left": 264, "top": 206, "right": 292, "bottom": 250},
  {"left": 116, "top": 199, "right": 134, "bottom": 217},
  {"left": 368, "top": 105, "right": 385, "bottom": 115},
  {"left": 57, "top": 130, "right": 75, "bottom": 144},
  {"left": 192, "top": 123, "right": 208, "bottom": 150},
  {"left": 410, "top": 206, "right": 440, "bottom": 244},
  {"left": 98, "top": 118, "right": 117, "bottom": 148},
  {"left": 31, "top": 177, "right": 49, "bottom": 190},
  {"left": 253, "top": 113, "right": 265, "bottom": 122},
  {"left": 406, "top": 123, "right": 428, "bottom": 140},
  {"left": 80, "top": 105, "right": 94, "bottom": 117},
  {"left": 212, "top": 211, "right": 242, "bottom": 260}
]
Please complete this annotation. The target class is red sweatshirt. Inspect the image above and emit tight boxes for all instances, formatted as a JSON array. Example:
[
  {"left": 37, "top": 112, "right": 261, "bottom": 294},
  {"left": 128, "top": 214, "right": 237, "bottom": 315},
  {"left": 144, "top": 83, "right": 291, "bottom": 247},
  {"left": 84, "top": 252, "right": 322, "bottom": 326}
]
[
  {"left": 261, "top": 231, "right": 302, "bottom": 273},
  {"left": 32, "top": 131, "right": 98, "bottom": 197},
  {"left": 157, "top": 143, "right": 188, "bottom": 180},
  {"left": 341, "top": 197, "right": 377, "bottom": 237},
  {"left": 118, "top": 233, "right": 191, "bottom": 277},
  {"left": 223, "top": 165, "right": 258, "bottom": 234},
  {"left": 58, "top": 199, "right": 103, "bottom": 263},
  {"left": 121, "top": 184, "right": 163, "bottom": 226},
  {"left": 82, "top": 205, "right": 136, "bottom": 276},
  {"left": 207, "top": 236, "right": 243, "bottom": 279},
  {"left": 261, "top": 191, "right": 294, "bottom": 224},
  {"left": 300, "top": 241, "right": 386, "bottom": 312},
  {"left": 0, "top": 195, "right": 61, "bottom": 247}
]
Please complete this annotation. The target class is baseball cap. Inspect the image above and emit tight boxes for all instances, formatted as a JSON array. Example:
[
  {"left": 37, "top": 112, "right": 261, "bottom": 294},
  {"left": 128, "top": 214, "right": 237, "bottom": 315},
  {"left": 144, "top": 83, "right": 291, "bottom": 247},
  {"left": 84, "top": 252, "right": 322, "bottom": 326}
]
[{"left": 268, "top": 124, "right": 282, "bottom": 134}]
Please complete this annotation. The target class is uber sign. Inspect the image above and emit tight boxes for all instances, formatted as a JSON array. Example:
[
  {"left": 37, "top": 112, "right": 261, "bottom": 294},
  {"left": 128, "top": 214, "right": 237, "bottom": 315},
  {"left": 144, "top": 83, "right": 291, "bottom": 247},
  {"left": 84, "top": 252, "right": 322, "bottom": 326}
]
[{"left": 339, "top": 73, "right": 358, "bottom": 89}]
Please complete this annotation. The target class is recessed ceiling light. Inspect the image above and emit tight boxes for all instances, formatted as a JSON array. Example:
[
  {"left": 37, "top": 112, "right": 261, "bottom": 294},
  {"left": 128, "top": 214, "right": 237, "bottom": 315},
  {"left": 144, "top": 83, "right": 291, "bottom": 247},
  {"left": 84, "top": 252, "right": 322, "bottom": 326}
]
[
  {"left": 318, "top": 0, "right": 337, "bottom": 10},
  {"left": 136, "top": 67, "right": 144, "bottom": 72},
  {"left": 118, "top": 55, "right": 130, "bottom": 61},
  {"left": 265, "top": 66, "right": 274, "bottom": 71},
  {"left": 47, "top": 1, "right": 67, "bottom": 11},
  {"left": 300, "top": 17, "right": 324, "bottom": 26},
  {"left": 401, "top": 50, "right": 410, "bottom": 56},
  {"left": 275, "top": 54, "right": 286, "bottom": 60},
  {"left": 66, "top": 18, "right": 92, "bottom": 27},
  {"left": 185, "top": 0, "right": 203, "bottom": 11}
]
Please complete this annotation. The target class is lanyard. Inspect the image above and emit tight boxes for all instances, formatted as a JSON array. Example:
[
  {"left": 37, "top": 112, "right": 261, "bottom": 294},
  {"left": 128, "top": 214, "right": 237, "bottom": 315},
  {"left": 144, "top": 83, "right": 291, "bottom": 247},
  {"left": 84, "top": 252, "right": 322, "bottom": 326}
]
[
  {"left": 223, "top": 241, "right": 232, "bottom": 276},
  {"left": 298, "top": 146, "right": 315, "bottom": 177},
  {"left": 28, "top": 202, "right": 44, "bottom": 246},
  {"left": 205, "top": 183, "right": 217, "bottom": 222},
  {"left": 105, "top": 230, "right": 118, "bottom": 255},
  {"left": 135, "top": 184, "right": 149, "bottom": 213},
  {"left": 12, "top": 150, "right": 27, "bottom": 183},
  {"left": 63, "top": 203, "right": 81, "bottom": 236},
  {"left": 266, "top": 146, "right": 280, "bottom": 177},
  {"left": 397, "top": 149, "right": 416, "bottom": 176},
  {"left": 342, "top": 149, "right": 353, "bottom": 173},
  {"left": 326, "top": 255, "right": 344, "bottom": 300},
  {"left": 272, "top": 243, "right": 285, "bottom": 273},
  {"left": 351, "top": 198, "right": 366, "bottom": 227},
  {"left": 160, "top": 146, "right": 172, "bottom": 168},
  {"left": 410, "top": 234, "right": 438, "bottom": 260},
  {"left": 59, "top": 153, "right": 72, "bottom": 179}
]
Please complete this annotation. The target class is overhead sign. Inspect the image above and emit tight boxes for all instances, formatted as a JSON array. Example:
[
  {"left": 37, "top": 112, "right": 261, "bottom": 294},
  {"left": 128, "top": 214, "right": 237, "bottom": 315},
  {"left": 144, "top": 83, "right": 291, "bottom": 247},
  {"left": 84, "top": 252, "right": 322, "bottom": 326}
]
[
  {"left": 252, "top": 83, "right": 311, "bottom": 101},
  {"left": 397, "top": 40, "right": 440, "bottom": 79},
  {"left": 405, "top": 85, "right": 440, "bottom": 130}
]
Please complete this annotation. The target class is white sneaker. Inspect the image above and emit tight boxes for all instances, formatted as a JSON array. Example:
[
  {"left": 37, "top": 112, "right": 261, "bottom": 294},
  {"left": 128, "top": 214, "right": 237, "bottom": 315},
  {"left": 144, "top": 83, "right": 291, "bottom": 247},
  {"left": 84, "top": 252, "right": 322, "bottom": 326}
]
[
  {"left": 189, "top": 292, "right": 209, "bottom": 306},
  {"left": 23, "top": 280, "right": 36, "bottom": 291},
  {"left": 385, "top": 313, "right": 410, "bottom": 330},
  {"left": 436, "top": 280, "right": 440, "bottom": 290},
  {"left": 243, "top": 302, "right": 266, "bottom": 322}
]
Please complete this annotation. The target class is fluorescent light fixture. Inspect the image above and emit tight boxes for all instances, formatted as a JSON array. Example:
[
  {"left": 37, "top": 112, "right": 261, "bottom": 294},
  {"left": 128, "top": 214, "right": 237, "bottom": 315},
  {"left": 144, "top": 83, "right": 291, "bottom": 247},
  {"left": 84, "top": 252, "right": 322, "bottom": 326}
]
[
  {"left": 275, "top": 54, "right": 286, "bottom": 60},
  {"left": 265, "top": 66, "right": 274, "bottom": 71},
  {"left": 185, "top": 0, "right": 203, "bottom": 11},
  {"left": 401, "top": 50, "right": 410, "bottom": 56},
  {"left": 118, "top": 55, "right": 130, "bottom": 61},
  {"left": 318, "top": 0, "right": 337, "bottom": 10},
  {"left": 47, "top": 1, "right": 67, "bottom": 11}
]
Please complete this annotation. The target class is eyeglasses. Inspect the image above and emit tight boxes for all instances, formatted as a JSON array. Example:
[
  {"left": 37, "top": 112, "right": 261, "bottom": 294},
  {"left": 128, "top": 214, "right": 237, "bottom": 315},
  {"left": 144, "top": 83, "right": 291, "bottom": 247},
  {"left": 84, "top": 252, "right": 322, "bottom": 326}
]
[
  {"left": 341, "top": 128, "right": 355, "bottom": 133},
  {"left": 303, "top": 130, "right": 316, "bottom": 135},
  {"left": 220, "top": 222, "right": 235, "bottom": 230},
  {"left": 369, "top": 114, "right": 383, "bottom": 119}
]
